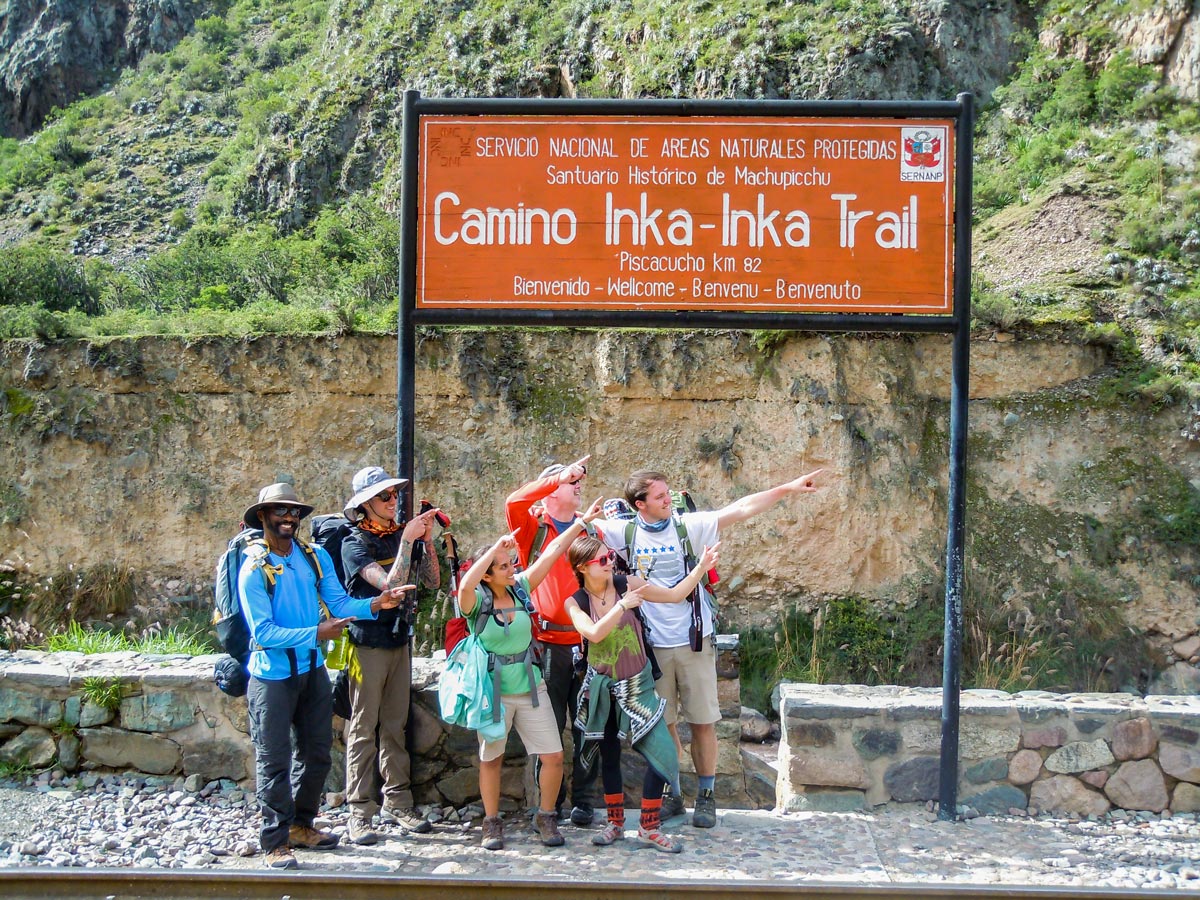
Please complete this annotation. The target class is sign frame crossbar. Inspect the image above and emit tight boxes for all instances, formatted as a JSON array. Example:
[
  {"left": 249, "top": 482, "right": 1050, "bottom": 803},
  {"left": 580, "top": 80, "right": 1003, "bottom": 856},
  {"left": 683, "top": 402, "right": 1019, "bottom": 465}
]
[{"left": 397, "top": 91, "right": 974, "bottom": 822}]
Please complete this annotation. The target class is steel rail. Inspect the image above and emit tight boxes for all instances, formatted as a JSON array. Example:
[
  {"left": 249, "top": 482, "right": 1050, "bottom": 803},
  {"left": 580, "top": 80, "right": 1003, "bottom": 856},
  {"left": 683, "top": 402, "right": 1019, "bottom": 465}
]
[{"left": 1, "top": 870, "right": 1196, "bottom": 900}]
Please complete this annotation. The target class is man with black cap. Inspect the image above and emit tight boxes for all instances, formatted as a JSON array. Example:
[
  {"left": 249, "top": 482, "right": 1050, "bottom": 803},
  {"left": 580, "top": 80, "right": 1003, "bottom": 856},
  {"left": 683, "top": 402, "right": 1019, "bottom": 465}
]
[
  {"left": 339, "top": 466, "right": 443, "bottom": 845},
  {"left": 237, "top": 482, "right": 408, "bottom": 870},
  {"left": 505, "top": 454, "right": 597, "bottom": 825}
]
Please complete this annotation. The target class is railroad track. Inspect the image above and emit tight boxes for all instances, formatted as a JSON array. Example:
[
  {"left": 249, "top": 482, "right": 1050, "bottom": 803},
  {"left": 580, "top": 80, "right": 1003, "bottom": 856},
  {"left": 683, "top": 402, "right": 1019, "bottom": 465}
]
[{"left": 2, "top": 870, "right": 1197, "bottom": 900}]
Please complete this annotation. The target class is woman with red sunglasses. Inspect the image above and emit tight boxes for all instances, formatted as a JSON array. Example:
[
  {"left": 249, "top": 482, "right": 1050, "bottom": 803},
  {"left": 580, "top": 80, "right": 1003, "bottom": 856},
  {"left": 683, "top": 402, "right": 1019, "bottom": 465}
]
[{"left": 563, "top": 533, "right": 719, "bottom": 853}]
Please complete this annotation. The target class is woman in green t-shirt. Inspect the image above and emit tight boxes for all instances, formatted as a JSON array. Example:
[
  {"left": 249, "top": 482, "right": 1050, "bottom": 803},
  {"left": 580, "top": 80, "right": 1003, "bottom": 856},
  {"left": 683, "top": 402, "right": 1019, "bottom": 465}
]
[{"left": 457, "top": 496, "right": 603, "bottom": 851}]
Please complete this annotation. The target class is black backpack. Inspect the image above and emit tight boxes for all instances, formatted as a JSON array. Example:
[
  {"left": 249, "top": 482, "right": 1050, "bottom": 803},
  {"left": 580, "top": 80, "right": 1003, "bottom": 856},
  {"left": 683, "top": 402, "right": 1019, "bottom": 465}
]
[
  {"left": 211, "top": 528, "right": 322, "bottom": 696},
  {"left": 310, "top": 514, "right": 354, "bottom": 588}
]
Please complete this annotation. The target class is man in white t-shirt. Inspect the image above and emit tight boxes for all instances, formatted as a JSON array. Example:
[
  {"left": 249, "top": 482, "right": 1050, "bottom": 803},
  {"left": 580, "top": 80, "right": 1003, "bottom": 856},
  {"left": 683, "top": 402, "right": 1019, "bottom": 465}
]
[{"left": 593, "top": 467, "right": 827, "bottom": 828}]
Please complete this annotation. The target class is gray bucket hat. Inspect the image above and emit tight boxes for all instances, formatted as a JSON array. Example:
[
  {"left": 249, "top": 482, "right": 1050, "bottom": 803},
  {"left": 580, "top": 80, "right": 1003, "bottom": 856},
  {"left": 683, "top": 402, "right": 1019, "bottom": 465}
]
[
  {"left": 344, "top": 466, "right": 409, "bottom": 518},
  {"left": 243, "top": 482, "right": 314, "bottom": 527}
]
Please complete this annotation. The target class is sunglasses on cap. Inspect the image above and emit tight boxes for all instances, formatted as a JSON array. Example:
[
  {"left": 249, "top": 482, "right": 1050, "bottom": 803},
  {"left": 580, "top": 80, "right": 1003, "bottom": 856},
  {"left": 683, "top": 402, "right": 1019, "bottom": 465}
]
[
  {"left": 374, "top": 489, "right": 399, "bottom": 503},
  {"left": 585, "top": 550, "right": 617, "bottom": 567},
  {"left": 270, "top": 506, "right": 301, "bottom": 519}
]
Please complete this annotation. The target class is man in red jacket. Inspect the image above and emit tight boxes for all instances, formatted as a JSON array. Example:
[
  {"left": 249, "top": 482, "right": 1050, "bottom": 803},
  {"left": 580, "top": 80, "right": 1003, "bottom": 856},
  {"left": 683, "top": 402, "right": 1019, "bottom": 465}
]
[{"left": 505, "top": 454, "right": 596, "bottom": 825}]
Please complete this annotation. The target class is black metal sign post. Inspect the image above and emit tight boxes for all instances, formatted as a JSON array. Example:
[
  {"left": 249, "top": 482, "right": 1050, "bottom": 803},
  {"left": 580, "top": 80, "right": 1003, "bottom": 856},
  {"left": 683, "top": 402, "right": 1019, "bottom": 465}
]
[{"left": 398, "top": 92, "right": 973, "bottom": 820}]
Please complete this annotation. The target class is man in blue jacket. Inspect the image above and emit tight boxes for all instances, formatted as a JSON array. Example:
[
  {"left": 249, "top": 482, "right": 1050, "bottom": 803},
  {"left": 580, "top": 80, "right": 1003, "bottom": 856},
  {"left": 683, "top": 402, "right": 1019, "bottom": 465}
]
[{"left": 237, "top": 482, "right": 407, "bottom": 870}]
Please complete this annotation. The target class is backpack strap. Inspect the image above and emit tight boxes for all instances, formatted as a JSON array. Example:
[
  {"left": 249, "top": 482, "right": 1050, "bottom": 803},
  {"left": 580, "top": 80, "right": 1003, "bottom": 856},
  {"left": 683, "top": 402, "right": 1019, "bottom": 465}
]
[
  {"left": 529, "top": 512, "right": 551, "bottom": 565},
  {"left": 242, "top": 540, "right": 310, "bottom": 671}
]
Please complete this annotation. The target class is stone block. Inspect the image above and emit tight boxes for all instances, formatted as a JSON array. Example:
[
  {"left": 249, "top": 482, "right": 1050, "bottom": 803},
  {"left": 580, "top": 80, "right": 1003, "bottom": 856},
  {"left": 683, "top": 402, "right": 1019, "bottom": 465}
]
[
  {"left": 788, "top": 722, "right": 835, "bottom": 748},
  {"left": 1160, "top": 725, "right": 1199, "bottom": 746},
  {"left": 788, "top": 749, "right": 870, "bottom": 789},
  {"left": 0, "top": 690, "right": 63, "bottom": 727},
  {"left": 717, "top": 676, "right": 740, "bottom": 718},
  {"left": 436, "top": 764, "right": 480, "bottom": 806},
  {"left": 1045, "top": 740, "right": 1114, "bottom": 774},
  {"left": 1023, "top": 726, "right": 1067, "bottom": 749},
  {"left": 1029, "top": 775, "right": 1110, "bottom": 817},
  {"left": 409, "top": 700, "right": 444, "bottom": 757},
  {"left": 1171, "top": 781, "right": 1200, "bottom": 813},
  {"left": 1104, "top": 759, "right": 1168, "bottom": 813},
  {"left": 963, "top": 784, "right": 1027, "bottom": 815},
  {"left": 1080, "top": 770, "right": 1109, "bottom": 789},
  {"left": 57, "top": 732, "right": 81, "bottom": 772},
  {"left": 883, "top": 757, "right": 939, "bottom": 802},
  {"left": 0, "top": 726, "right": 57, "bottom": 768},
  {"left": 1113, "top": 717, "right": 1157, "bottom": 761},
  {"left": 78, "top": 700, "right": 114, "bottom": 728},
  {"left": 1008, "top": 749, "right": 1042, "bottom": 785},
  {"left": 1159, "top": 743, "right": 1200, "bottom": 783},
  {"left": 181, "top": 739, "right": 251, "bottom": 782},
  {"left": 80, "top": 726, "right": 181, "bottom": 775},
  {"left": 118, "top": 691, "right": 195, "bottom": 733},
  {"left": 853, "top": 727, "right": 900, "bottom": 760},
  {"left": 782, "top": 789, "right": 866, "bottom": 813},
  {"left": 963, "top": 756, "right": 1008, "bottom": 784},
  {"left": 740, "top": 707, "right": 772, "bottom": 742}
]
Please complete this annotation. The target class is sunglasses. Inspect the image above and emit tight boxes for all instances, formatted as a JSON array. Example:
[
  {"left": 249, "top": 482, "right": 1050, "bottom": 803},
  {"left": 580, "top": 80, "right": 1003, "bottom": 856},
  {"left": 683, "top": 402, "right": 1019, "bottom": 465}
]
[
  {"left": 374, "top": 489, "right": 399, "bottom": 503},
  {"left": 270, "top": 506, "right": 301, "bottom": 519},
  {"left": 585, "top": 550, "right": 617, "bottom": 567}
]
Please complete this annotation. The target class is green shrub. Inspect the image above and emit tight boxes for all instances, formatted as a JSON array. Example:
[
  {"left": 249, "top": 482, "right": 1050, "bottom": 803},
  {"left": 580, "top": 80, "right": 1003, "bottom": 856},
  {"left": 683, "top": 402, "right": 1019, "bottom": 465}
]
[
  {"left": 1095, "top": 51, "right": 1153, "bottom": 122},
  {"left": 0, "top": 245, "right": 100, "bottom": 313}
]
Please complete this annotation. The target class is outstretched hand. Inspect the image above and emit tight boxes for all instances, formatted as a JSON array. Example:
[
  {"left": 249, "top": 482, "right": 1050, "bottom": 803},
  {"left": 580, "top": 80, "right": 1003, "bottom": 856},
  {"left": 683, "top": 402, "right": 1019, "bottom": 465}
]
[
  {"left": 579, "top": 495, "right": 605, "bottom": 524},
  {"left": 402, "top": 507, "right": 441, "bottom": 542},
  {"left": 493, "top": 531, "right": 519, "bottom": 557},
  {"left": 558, "top": 454, "right": 591, "bottom": 485},
  {"left": 787, "top": 468, "right": 828, "bottom": 493},
  {"left": 698, "top": 541, "right": 722, "bottom": 571}
]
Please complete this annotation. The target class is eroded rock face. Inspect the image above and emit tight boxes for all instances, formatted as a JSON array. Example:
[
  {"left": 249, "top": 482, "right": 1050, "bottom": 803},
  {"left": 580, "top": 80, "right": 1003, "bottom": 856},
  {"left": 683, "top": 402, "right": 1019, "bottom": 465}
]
[
  {"left": 0, "top": 0, "right": 203, "bottom": 137},
  {"left": 0, "top": 331, "right": 1195, "bottom": 657}
]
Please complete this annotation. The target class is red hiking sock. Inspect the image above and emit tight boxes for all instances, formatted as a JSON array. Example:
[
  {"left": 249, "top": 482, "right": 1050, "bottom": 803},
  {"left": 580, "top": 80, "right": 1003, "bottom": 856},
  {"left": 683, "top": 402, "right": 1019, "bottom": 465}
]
[
  {"left": 640, "top": 797, "right": 662, "bottom": 832},
  {"left": 605, "top": 792, "right": 625, "bottom": 826}
]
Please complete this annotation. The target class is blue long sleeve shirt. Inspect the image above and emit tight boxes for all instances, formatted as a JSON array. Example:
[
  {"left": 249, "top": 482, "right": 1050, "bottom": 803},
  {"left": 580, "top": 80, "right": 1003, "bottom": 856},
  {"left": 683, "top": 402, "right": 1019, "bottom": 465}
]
[{"left": 238, "top": 541, "right": 377, "bottom": 680}]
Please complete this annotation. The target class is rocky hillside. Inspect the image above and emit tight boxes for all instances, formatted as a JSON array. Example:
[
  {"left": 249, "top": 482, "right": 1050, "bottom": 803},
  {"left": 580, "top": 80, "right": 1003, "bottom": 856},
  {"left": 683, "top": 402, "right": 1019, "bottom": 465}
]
[{"left": 0, "top": 2, "right": 1196, "bottom": 693}]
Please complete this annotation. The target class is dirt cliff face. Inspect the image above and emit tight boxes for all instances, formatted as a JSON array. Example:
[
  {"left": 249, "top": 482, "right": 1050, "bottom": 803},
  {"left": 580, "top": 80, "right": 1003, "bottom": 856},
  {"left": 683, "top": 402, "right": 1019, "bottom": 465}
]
[{"left": 0, "top": 331, "right": 1195, "bottom": 648}]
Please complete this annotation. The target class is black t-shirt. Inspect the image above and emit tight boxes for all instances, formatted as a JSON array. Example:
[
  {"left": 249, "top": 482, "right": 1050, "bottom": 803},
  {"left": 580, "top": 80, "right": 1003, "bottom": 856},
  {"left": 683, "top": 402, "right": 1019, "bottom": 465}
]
[{"left": 342, "top": 528, "right": 408, "bottom": 648}]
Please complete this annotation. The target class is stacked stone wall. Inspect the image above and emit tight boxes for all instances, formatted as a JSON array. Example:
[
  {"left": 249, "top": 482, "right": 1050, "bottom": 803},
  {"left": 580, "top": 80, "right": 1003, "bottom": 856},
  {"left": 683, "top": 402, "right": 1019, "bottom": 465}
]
[
  {"left": 779, "top": 684, "right": 1200, "bottom": 816},
  {"left": 0, "top": 644, "right": 748, "bottom": 811}
]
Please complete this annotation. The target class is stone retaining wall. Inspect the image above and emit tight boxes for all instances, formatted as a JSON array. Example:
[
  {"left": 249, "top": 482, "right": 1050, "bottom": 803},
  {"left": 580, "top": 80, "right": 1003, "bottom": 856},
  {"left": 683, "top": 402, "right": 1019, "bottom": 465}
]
[
  {"left": 778, "top": 684, "right": 1200, "bottom": 816},
  {"left": 0, "top": 643, "right": 751, "bottom": 811}
]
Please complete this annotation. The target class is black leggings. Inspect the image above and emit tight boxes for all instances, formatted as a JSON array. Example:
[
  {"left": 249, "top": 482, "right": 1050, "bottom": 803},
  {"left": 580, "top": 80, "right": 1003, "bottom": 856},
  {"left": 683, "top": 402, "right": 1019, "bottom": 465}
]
[{"left": 599, "top": 703, "right": 666, "bottom": 801}]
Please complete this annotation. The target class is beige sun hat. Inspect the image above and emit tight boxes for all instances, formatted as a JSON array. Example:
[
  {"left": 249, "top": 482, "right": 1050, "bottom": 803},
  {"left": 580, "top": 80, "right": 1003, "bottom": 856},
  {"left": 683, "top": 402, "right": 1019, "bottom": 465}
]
[{"left": 242, "top": 482, "right": 314, "bottom": 527}]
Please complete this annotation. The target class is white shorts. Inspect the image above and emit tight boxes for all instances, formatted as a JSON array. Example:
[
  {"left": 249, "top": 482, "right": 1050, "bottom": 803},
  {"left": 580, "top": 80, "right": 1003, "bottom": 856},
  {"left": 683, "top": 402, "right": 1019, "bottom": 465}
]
[{"left": 478, "top": 690, "right": 563, "bottom": 762}]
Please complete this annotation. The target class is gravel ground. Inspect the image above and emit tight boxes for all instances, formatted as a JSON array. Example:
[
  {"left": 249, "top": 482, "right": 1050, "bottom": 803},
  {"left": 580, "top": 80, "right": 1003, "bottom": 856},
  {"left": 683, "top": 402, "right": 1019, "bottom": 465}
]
[{"left": 3, "top": 772, "right": 1200, "bottom": 890}]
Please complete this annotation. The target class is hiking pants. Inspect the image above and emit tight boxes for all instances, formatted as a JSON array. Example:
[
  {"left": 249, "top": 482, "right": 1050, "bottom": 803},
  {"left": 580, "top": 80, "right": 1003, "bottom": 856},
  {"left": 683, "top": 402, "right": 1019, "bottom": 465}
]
[
  {"left": 535, "top": 642, "right": 595, "bottom": 812},
  {"left": 345, "top": 643, "right": 413, "bottom": 816},
  {"left": 247, "top": 667, "right": 332, "bottom": 852}
]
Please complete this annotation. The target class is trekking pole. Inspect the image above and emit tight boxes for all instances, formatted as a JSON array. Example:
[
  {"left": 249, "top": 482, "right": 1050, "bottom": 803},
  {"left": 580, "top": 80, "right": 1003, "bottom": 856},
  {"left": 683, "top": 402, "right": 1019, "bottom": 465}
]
[{"left": 442, "top": 529, "right": 461, "bottom": 618}]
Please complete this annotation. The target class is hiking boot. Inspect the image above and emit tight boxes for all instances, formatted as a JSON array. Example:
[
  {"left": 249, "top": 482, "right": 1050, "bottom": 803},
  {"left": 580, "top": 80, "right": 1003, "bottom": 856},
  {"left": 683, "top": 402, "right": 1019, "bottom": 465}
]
[
  {"left": 347, "top": 815, "right": 379, "bottom": 846},
  {"left": 692, "top": 789, "right": 717, "bottom": 828},
  {"left": 481, "top": 815, "right": 504, "bottom": 851},
  {"left": 661, "top": 789, "right": 686, "bottom": 821},
  {"left": 288, "top": 824, "right": 339, "bottom": 850},
  {"left": 263, "top": 844, "right": 298, "bottom": 869},
  {"left": 635, "top": 826, "right": 684, "bottom": 853},
  {"left": 570, "top": 805, "right": 595, "bottom": 827},
  {"left": 592, "top": 821, "right": 625, "bottom": 846},
  {"left": 381, "top": 806, "right": 432, "bottom": 834},
  {"left": 534, "top": 811, "right": 565, "bottom": 847}
]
